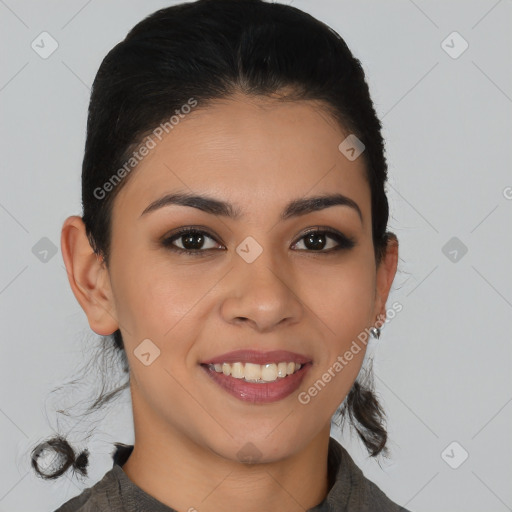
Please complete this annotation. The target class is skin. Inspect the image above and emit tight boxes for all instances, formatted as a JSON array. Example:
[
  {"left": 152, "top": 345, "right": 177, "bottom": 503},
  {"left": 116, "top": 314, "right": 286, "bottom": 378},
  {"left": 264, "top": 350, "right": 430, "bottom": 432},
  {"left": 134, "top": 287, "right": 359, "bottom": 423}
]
[{"left": 61, "top": 92, "right": 398, "bottom": 512}]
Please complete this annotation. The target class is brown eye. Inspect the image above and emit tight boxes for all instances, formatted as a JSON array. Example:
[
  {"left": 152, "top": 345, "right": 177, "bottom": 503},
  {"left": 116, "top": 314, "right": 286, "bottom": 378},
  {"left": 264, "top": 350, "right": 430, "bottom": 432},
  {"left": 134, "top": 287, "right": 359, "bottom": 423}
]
[
  {"left": 292, "top": 228, "right": 356, "bottom": 253},
  {"left": 162, "top": 228, "right": 222, "bottom": 256}
]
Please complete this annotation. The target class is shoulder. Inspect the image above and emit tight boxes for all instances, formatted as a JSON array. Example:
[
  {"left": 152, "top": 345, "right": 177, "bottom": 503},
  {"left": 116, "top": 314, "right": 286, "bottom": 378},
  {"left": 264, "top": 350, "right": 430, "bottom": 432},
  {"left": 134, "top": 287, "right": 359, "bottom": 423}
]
[
  {"left": 325, "top": 437, "right": 412, "bottom": 512},
  {"left": 53, "top": 468, "right": 124, "bottom": 512},
  {"left": 359, "top": 475, "right": 412, "bottom": 512}
]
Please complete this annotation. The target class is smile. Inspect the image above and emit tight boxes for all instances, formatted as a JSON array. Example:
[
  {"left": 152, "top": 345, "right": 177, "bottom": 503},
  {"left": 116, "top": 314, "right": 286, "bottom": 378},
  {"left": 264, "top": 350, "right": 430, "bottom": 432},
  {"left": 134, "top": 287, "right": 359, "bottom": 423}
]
[
  {"left": 201, "top": 349, "right": 312, "bottom": 403},
  {"left": 208, "top": 361, "right": 302, "bottom": 383}
]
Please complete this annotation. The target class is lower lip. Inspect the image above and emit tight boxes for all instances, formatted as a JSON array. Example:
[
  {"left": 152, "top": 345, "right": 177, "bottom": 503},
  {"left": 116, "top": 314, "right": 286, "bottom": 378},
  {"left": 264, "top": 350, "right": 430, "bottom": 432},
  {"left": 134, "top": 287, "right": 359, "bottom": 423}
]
[{"left": 201, "top": 364, "right": 311, "bottom": 403}]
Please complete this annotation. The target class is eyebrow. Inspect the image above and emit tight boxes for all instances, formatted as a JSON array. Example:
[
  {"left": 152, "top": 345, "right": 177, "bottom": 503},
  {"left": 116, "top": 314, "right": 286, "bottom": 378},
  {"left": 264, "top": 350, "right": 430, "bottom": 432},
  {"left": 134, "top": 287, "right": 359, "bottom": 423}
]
[{"left": 140, "top": 191, "right": 363, "bottom": 223}]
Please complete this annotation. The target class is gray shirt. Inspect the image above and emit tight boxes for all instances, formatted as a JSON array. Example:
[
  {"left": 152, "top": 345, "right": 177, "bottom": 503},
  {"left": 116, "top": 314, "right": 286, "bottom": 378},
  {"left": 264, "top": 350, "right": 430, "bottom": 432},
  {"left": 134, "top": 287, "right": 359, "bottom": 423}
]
[{"left": 54, "top": 437, "right": 412, "bottom": 511}]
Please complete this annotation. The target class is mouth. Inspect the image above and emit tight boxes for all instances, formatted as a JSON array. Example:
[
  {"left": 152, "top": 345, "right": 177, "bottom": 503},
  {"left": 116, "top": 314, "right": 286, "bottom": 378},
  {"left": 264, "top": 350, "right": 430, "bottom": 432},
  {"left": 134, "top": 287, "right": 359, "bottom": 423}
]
[
  {"left": 206, "top": 360, "right": 304, "bottom": 382},
  {"left": 200, "top": 350, "right": 312, "bottom": 403}
]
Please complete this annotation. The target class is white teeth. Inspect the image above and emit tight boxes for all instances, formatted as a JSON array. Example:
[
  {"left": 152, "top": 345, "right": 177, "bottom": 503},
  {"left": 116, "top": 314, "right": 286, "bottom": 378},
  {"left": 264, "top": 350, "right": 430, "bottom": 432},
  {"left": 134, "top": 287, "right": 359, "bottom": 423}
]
[
  {"left": 231, "top": 362, "right": 244, "bottom": 379},
  {"left": 277, "top": 362, "right": 287, "bottom": 378},
  {"left": 261, "top": 363, "right": 277, "bottom": 382},
  {"left": 244, "top": 363, "right": 261, "bottom": 381},
  {"left": 209, "top": 361, "right": 303, "bottom": 383}
]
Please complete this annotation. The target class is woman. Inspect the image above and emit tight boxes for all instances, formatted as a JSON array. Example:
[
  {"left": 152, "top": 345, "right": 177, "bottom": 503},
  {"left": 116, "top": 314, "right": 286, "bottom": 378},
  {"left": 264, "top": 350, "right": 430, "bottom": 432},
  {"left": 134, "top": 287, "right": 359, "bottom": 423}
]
[{"left": 32, "top": 0, "right": 410, "bottom": 510}]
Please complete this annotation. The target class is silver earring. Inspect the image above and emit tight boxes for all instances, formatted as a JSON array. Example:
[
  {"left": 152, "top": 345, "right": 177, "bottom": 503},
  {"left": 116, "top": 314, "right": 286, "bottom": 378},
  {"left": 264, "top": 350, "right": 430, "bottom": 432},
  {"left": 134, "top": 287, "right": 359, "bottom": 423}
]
[{"left": 369, "top": 326, "right": 381, "bottom": 339}]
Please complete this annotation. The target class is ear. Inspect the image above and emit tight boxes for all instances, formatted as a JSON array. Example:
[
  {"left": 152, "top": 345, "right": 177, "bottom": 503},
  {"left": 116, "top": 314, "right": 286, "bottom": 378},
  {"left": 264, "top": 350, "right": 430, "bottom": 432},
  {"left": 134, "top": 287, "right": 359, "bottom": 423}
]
[
  {"left": 61, "top": 215, "right": 119, "bottom": 335},
  {"left": 372, "top": 233, "right": 399, "bottom": 325}
]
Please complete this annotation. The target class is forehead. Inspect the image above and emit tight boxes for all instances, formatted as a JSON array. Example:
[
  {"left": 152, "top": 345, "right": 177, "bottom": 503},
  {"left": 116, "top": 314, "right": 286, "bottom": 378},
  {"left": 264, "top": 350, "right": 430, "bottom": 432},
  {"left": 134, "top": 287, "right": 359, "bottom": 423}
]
[{"left": 113, "top": 94, "right": 370, "bottom": 226}]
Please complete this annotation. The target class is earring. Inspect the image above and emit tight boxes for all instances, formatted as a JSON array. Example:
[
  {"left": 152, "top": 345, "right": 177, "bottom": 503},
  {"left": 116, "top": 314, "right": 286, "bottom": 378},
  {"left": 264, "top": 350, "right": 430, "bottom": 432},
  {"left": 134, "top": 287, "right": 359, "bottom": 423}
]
[{"left": 369, "top": 326, "right": 381, "bottom": 339}]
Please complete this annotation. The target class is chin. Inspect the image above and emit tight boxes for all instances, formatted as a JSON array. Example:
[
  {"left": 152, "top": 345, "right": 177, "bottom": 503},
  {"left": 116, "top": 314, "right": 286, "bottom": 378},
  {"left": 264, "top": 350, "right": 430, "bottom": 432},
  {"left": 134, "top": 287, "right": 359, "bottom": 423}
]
[{"left": 204, "top": 426, "right": 310, "bottom": 466}]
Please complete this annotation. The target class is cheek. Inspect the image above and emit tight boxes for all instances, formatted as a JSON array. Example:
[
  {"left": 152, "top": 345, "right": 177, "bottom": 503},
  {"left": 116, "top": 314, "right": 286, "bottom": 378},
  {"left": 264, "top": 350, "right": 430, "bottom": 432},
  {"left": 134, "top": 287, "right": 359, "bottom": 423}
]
[
  {"left": 109, "top": 237, "right": 174, "bottom": 322},
  {"left": 113, "top": 266, "right": 192, "bottom": 339},
  {"left": 110, "top": 248, "right": 219, "bottom": 366},
  {"left": 299, "top": 254, "right": 376, "bottom": 336},
  {"left": 297, "top": 251, "right": 375, "bottom": 409},
  {"left": 111, "top": 260, "right": 201, "bottom": 400}
]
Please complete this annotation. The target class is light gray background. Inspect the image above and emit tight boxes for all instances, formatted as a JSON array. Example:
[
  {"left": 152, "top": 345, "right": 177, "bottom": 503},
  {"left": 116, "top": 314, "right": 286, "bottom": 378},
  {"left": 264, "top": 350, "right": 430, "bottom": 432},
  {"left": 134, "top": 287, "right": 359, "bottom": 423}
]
[{"left": 1, "top": 1, "right": 511, "bottom": 511}]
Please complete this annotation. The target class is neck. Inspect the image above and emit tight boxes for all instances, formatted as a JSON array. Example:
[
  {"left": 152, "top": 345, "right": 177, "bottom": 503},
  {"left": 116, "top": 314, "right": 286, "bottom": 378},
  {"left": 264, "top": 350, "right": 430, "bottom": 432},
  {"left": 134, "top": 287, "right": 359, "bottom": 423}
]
[{"left": 122, "top": 424, "right": 331, "bottom": 512}]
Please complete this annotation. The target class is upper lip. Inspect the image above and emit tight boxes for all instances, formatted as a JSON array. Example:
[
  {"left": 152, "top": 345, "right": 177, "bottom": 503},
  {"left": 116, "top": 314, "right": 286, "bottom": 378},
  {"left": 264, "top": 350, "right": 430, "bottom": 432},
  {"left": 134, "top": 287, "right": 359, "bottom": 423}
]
[{"left": 201, "top": 349, "right": 312, "bottom": 366}]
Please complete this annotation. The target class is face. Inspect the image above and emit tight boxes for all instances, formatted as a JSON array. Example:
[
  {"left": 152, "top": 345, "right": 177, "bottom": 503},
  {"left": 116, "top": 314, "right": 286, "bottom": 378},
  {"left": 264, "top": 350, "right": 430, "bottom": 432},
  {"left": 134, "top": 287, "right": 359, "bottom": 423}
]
[{"left": 75, "top": 92, "right": 397, "bottom": 463}]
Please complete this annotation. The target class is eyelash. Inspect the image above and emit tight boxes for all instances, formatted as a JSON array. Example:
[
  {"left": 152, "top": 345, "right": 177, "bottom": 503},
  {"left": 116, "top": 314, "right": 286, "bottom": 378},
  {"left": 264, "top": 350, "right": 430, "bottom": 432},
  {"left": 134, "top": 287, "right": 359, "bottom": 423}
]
[{"left": 161, "top": 226, "right": 356, "bottom": 257}]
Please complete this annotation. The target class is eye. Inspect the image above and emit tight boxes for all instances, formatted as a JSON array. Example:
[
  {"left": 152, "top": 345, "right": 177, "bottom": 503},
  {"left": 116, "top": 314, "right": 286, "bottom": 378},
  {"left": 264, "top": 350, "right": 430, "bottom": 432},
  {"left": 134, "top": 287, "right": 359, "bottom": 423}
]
[
  {"left": 292, "top": 227, "right": 356, "bottom": 253},
  {"left": 161, "top": 227, "right": 222, "bottom": 256},
  {"left": 161, "top": 226, "right": 356, "bottom": 256}
]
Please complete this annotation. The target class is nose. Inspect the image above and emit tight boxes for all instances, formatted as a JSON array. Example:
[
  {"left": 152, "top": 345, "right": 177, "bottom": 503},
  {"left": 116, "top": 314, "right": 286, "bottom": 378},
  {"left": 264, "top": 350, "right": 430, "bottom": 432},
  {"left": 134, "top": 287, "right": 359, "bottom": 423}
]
[{"left": 220, "top": 247, "right": 304, "bottom": 333}]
